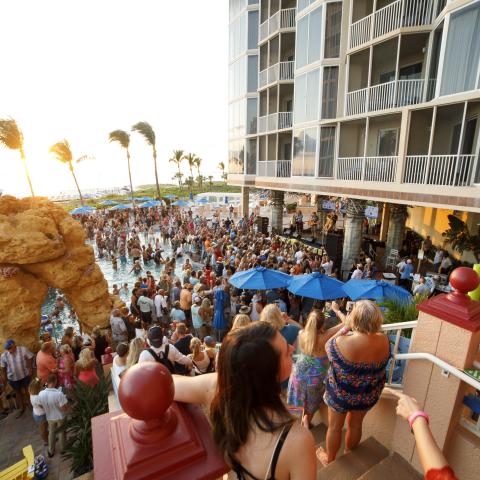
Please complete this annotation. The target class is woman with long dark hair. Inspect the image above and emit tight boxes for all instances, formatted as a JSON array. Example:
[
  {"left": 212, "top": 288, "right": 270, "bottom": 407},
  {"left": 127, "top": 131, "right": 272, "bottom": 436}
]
[{"left": 173, "top": 321, "right": 316, "bottom": 479}]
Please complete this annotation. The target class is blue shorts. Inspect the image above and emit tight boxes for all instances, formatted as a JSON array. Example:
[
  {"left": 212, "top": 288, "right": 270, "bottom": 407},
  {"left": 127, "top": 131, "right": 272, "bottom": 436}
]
[
  {"left": 8, "top": 376, "right": 30, "bottom": 391},
  {"left": 33, "top": 412, "right": 47, "bottom": 424}
]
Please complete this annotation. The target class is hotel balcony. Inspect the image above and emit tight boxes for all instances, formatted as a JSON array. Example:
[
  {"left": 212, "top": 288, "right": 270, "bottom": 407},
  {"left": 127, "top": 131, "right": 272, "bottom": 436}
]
[
  {"left": 257, "top": 111, "right": 293, "bottom": 133},
  {"left": 345, "top": 78, "right": 435, "bottom": 116},
  {"left": 259, "top": 7, "right": 296, "bottom": 44},
  {"left": 349, "top": 0, "right": 434, "bottom": 50},
  {"left": 257, "top": 159, "right": 292, "bottom": 177},
  {"left": 337, "top": 156, "right": 398, "bottom": 182},
  {"left": 258, "top": 60, "right": 294, "bottom": 89}
]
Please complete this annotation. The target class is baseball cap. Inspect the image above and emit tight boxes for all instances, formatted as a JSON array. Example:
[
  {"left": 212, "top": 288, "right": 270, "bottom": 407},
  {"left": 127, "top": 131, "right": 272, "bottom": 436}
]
[
  {"left": 203, "top": 336, "right": 216, "bottom": 348},
  {"left": 3, "top": 339, "right": 14, "bottom": 350},
  {"left": 148, "top": 326, "right": 164, "bottom": 348}
]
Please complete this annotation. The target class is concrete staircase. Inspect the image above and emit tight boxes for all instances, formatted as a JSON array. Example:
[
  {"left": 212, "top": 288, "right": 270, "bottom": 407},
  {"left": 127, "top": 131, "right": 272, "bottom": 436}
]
[{"left": 312, "top": 426, "right": 422, "bottom": 480}]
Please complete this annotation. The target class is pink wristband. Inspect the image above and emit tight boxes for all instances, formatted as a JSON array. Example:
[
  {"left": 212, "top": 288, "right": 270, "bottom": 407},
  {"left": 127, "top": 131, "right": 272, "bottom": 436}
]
[
  {"left": 339, "top": 326, "right": 350, "bottom": 335},
  {"left": 408, "top": 411, "right": 429, "bottom": 431}
]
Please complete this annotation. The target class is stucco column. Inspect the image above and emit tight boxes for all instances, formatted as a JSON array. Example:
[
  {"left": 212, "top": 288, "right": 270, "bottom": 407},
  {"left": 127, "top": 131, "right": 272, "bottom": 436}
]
[
  {"left": 379, "top": 202, "right": 390, "bottom": 242},
  {"left": 385, "top": 204, "right": 408, "bottom": 257},
  {"left": 240, "top": 186, "right": 249, "bottom": 219},
  {"left": 271, "top": 190, "right": 285, "bottom": 234},
  {"left": 391, "top": 267, "right": 480, "bottom": 476},
  {"left": 341, "top": 199, "right": 367, "bottom": 276}
]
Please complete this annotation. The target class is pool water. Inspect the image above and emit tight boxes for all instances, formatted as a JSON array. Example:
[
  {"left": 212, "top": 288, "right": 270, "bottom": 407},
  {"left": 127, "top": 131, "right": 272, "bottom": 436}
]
[{"left": 40, "top": 238, "right": 203, "bottom": 339}]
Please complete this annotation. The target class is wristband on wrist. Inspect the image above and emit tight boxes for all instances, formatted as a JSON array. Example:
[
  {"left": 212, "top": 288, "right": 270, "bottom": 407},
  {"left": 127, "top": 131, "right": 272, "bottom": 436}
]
[
  {"left": 408, "top": 411, "right": 429, "bottom": 432},
  {"left": 339, "top": 326, "right": 350, "bottom": 335}
]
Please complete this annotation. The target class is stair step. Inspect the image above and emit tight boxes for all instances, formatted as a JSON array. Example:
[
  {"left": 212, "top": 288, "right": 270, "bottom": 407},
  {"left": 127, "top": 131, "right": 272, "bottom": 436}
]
[
  {"left": 357, "top": 452, "right": 422, "bottom": 480},
  {"left": 317, "top": 437, "right": 389, "bottom": 480}
]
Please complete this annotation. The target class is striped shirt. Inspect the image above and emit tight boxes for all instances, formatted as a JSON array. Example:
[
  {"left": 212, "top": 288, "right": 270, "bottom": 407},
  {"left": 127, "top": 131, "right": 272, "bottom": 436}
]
[{"left": 0, "top": 346, "right": 34, "bottom": 381}]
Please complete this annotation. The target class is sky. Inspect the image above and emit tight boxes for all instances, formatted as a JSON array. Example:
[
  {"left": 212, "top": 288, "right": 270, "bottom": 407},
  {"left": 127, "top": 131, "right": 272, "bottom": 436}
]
[{"left": 0, "top": 0, "right": 229, "bottom": 197}]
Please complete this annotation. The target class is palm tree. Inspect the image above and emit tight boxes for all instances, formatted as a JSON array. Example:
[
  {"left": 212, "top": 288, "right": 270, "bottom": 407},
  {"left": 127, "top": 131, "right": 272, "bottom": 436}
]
[
  {"left": 0, "top": 118, "right": 35, "bottom": 196},
  {"left": 193, "top": 156, "right": 202, "bottom": 188},
  {"left": 184, "top": 153, "right": 196, "bottom": 195},
  {"left": 169, "top": 150, "right": 185, "bottom": 190},
  {"left": 218, "top": 161, "right": 227, "bottom": 184},
  {"left": 109, "top": 130, "right": 134, "bottom": 205},
  {"left": 131, "top": 122, "right": 160, "bottom": 199},
  {"left": 208, "top": 175, "right": 213, "bottom": 187},
  {"left": 49, "top": 139, "right": 87, "bottom": 205}
]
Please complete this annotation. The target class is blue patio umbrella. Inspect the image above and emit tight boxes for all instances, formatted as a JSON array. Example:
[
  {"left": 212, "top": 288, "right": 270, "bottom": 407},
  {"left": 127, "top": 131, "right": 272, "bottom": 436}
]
[
  {"left": 172, "top": 200, "right": 189, "bottom": 207},
  {"left": 110, "top": 203, "right": 133, "bottom": 210},
  {"left": 164, "top": 194, "right": 177, "bottom": 199},
  {"left": 288, "top": 272, "right": 345, "bottom": 300},
  {"left": 100, "top": 200, "right": 118, "bottom": 206},
  {"left": 196, "top": 197, "right": 209, "bottom": 204},
  {"left": 139, "top": 200, "right": 163, "bottom": 208},
  {"left": 229, "top": 266, "right": 291, "bottom": 290},
  {"left": 70, "top": 206, "right": 96, "bottom": 215},
  {"left": 342, "top": 279, "right": 412, "bottom": 303}
]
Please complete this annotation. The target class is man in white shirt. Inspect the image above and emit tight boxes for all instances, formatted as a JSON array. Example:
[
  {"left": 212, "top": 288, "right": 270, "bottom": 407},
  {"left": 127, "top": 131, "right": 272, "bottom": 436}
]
[
  {"left": 294, "top": 249, "right": 304, "bottom": 263},
  {"left": 351, "top": 264, "right": 364, "bottom": 280},
  {"left": 321, "top": 256, "right": 334, "bottom": 276},
  {"left": 137, "top": 290, "right": 156, "bottom": 324},
  {"left": 138, "top": 326, "right": 192, "bottom": 372},
  {"left": 110, "top": 309, "right": 128, "bottom": 346},
  {"left": 38, "top": 374, "right": 69, "bottom": 457},
  {"left": 154, "top": 288, "right": 168, "bottom": 325}
]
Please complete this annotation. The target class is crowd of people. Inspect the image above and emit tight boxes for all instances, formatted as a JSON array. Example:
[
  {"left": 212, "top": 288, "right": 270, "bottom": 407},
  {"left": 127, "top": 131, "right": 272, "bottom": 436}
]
[{"left": 0, "top": 203, "right": 458, "bottom": 479}]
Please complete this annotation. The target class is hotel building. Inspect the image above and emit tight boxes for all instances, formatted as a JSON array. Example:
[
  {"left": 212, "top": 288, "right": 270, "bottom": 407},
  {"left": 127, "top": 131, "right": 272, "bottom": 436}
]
[{"left": 228, "top": 0, "right": 480, "bottom": 268}]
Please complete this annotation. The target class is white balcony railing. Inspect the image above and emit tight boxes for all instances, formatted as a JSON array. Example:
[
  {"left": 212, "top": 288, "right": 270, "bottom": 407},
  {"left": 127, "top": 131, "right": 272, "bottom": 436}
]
[
  {"left": 257, "top": 160, "right": 292, "bottom": 177},
  {"left": 346, "top": 79, "right": 427, "bottom": 116},
  {"left": 404, "top": 155, "right": 478, "bottom": 186},
  {"left": 258, "top": 61, "right": 294, "bottom": 90},
  {"left": 259, "top": 8, "right": 296, "bottom": 43},
  {"left": 349, "top": 0, "right": 434, "bottom": 49},
  {"left": 337, "top": 156, "right": 398, "bottom": 182},
  {"left": 257, "top": 112, "right": 293, "bottom": 133}
]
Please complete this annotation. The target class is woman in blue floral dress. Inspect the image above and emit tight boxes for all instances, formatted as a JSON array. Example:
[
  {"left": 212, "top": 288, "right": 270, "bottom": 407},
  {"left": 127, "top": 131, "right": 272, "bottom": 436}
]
[{"left": 287, "top": 310, "right": 346, "bottom": 429}]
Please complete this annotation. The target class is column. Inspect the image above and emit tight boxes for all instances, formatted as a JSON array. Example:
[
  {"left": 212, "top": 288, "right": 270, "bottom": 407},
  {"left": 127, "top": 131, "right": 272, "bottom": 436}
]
[
  {"left": 385, "top": 203, "right": 408, "bottom": 257},
  {"left": 271, "top": 190, "right": 284, "bottom": 234},
  {"left": 379, "top": 202, "right": 390, "bottom": 242},
  {"left": 341, "top": 199, "right": 367, "bottom": 276},
  {"left": 240, "top": 186, "right": 249, "bottom": 218}
]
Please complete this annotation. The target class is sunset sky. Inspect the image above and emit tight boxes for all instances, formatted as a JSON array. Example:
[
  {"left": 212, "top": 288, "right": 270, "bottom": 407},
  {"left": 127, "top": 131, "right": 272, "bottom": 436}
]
[{"left": 0, "top": 0, "right": 228, "bottom": 197}]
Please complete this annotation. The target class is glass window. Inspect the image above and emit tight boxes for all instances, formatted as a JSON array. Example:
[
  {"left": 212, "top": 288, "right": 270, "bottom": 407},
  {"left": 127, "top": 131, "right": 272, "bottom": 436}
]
[
  {"left": 298, "top": 0, "right": 311, "bottom": 13},
  {"left": 304, "top": 127, "right": 317, "bottom": 176},
  {"left": 246, "top": 138, "right": 257, "bottom": 174},
  {"left": 247, "top": 55, "right": 258, "bottom": 92},
  {"left": 306, "top": 69, "right": 320, "bottom": 122},
  {"left": 322, "top": 66, "right": 339, "bottom": 119},
  {"left": 294, "top": 73, "right": 307, "bottom": 124},
  {"left": 377, "top": 129, "right": 398, "bottom": 156},
  {"left": 324, "top": 2, "right": 342, "bottom": 58},
  {"left": 248, "top": 11, "right": 259, "bottom": 49},
  {"left": 318, "top": 127, "right": 335, "bottom": 177},
  {"left": 292, "top": 130, "right": 305, "bottom": 176},
  {"left": 296, "top": 17, "right": 309, "bottom": 69},
  {"left": 427, "top": 24, "right": 443, "bottom": 100},
  {"left": 247, "top": 98, "right": 257, "bottom": 134},
  {"left": 308, "top": 7, "right": 323, "bottom": 65},
  {"left": 441, "top": 3, "right": 480, "bottom": 95}
]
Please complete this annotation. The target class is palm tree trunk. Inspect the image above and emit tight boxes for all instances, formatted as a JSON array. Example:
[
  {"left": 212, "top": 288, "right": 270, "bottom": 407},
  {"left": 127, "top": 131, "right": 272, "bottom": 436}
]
[
  {"left": 126, "top": 149, "right": 136, "bottom": 219},
  {"left": 69, "top": 163, "right": 84, "bottom": 206},
  {"left": 153, "top": 148, "right": 161, "bottom": 199},
  {"left": 20, "top": 148, "right": 35, "bottom": 197},
  {"left": 196, "top": 166, "right": 202, "bottom": 188},
  {"left": 177, "top": 165, "right": 182, "bottom": 190},
  {"left": 189, "top": 167, "right": 194, "bottom": 195}
]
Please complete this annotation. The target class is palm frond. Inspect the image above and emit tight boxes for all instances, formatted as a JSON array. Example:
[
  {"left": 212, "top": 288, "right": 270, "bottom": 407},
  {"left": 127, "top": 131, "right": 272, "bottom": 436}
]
[
  {"left": 76, "top": 154, "right": 95, "bottom": 164},
  {"left": 170, "top": 149, "right": 184, "bottom": 164},
  {"left": 184, "top": 153, "right": 196, "bottom": 167},
  {"left": 0, "top": 118, "right": 23, "bottom": 150},
  {"left": 49, "top": 139, "right": 73, "bottom": 164},
  {"left": 108, "top": 129, "right": 130, "bottom": 149},
  {"left": 193, "top": 156, "right": 202, "bottom": 167},
  {"left": 132, "top": 121, "right": 155, "bottom": 146},
  {"left": 218, "top": 162, "right": 225, "bottom": 171}
]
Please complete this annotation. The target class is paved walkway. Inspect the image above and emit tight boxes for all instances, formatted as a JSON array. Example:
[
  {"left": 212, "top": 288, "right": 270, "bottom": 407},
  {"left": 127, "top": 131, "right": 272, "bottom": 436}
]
[{"left": 0, "top": 409, "right": 72, "bottom": 479}]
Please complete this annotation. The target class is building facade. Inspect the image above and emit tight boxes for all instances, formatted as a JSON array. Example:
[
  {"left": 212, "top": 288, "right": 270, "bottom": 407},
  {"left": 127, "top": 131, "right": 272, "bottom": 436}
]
[{"left": 228, "top": 0, "right": 480, "bottom": 263}]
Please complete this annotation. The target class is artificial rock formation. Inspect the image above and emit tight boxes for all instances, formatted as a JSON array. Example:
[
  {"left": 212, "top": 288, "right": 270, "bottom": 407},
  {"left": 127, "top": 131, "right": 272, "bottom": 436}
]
[{"left": 0, "top": 195, "right": 119, "bottom": 350}]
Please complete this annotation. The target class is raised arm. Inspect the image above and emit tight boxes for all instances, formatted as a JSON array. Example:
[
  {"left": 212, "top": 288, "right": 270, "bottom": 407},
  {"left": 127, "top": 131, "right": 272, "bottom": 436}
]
[{"left": 172, "top": 372, "right": 217, "bottom": 407}]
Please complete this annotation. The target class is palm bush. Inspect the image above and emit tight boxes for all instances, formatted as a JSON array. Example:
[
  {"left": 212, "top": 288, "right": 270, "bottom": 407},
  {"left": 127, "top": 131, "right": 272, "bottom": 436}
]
[
  {"left": 62, "top": 375, "right": 110, "bottom": 476},
  {"left": 380, "top": 294, "right": 428, "bottom": 337}
]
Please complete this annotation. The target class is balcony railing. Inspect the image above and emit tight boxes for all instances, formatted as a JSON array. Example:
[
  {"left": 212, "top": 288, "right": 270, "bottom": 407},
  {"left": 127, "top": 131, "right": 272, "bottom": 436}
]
[
  {"left": 346, "top": 79, "right": 434, "bottom": 116},
  {"left": 337, "top": 156, "right": 398, "bottom": 182},
  {"left": 349, "top": 0, "right": 434, "bottom": 49},
  {"left": 257, "top": 160, "right": 291, "bottom": 177},
  {"left": 259, "top": 8, "right": 296, "bottom": 43},
  {"left": 257, "top": 111, "right": 293, "bottom": 133},
  {"left": 404, "top": 154, "right": 478, "bottom": 186},
  {"left": 258, "top": 61, "right": 294, "bottom": 89}
]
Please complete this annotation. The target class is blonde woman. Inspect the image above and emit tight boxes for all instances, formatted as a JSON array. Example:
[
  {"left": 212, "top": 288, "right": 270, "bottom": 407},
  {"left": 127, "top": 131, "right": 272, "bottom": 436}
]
[
  {"left": 260, "top": 304, "right": 302, "bottom": 347},
  {"left": 74, "top": 348, "right": 99, "bottom": 387},
  {"left": 28, "top": 377, "right": 48, "bottom": 445},
  {"left": 231, "top": 313, "right": 251, "bottom": 332},
  {"left": 188, "top": 337, "right": 214, "bottom": 375},
  {"left": 57, "top": 344, "right": 74, "bottom": 390},
  {"left": 126, "top": 337, "right": 146, "bottom": 369},
  {"left": 318, "top": 300, "right": 390, "bottom": 465},
  {"left": 287, "top": 310, "right": 345, "bottom": 429}
]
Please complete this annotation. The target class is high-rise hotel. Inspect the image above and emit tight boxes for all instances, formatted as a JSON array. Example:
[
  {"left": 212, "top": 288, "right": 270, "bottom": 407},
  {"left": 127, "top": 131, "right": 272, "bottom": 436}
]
[{"left": 228, "top": 0, "right": 480, "bottom": 266}]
